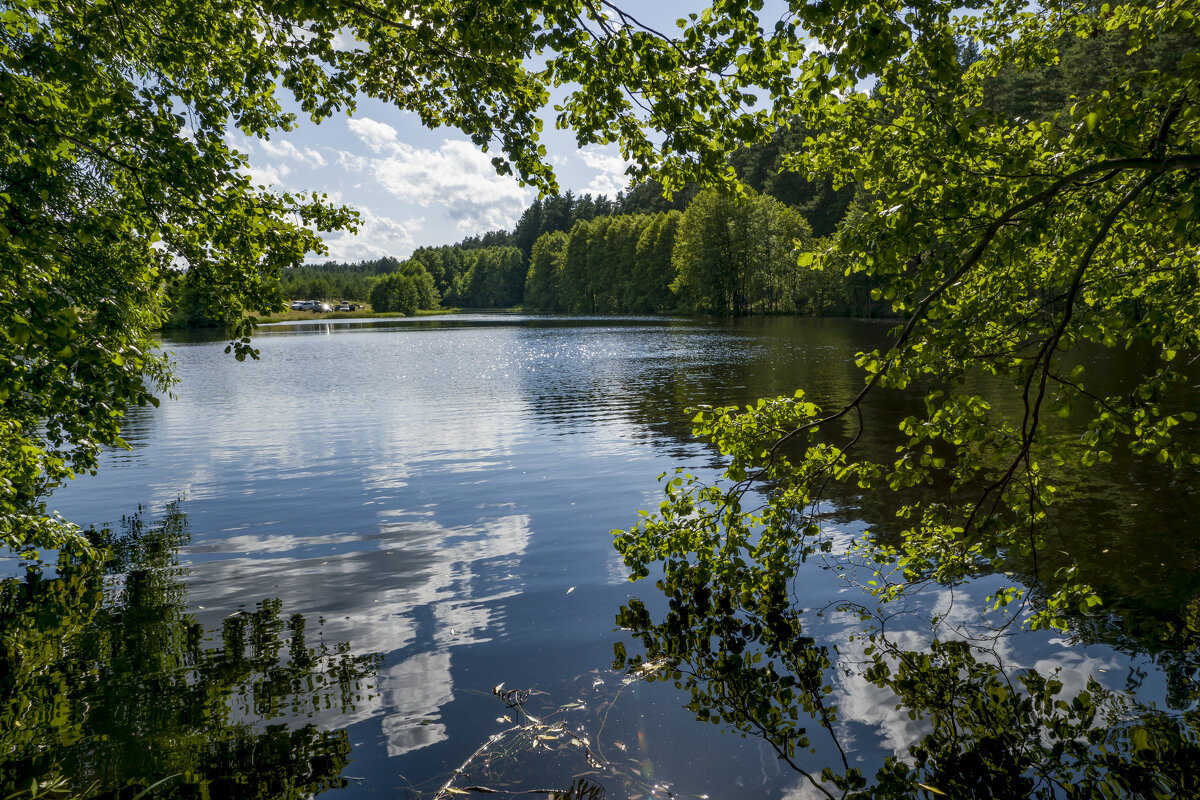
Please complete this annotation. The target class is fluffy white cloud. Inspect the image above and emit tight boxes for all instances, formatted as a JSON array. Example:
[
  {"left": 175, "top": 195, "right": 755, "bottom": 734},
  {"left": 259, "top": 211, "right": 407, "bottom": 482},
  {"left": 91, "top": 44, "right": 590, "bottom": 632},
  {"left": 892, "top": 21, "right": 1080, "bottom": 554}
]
[
  {"left": 578, "top": 144, "right": 632, "bottom": 197},
  {"left": 344, "top": 118, "right": 531, "bottom": 233},
  {"left": 347, "top": 117, "right": 404, "bottom": 154},
  {"left": 246, "top": 161, "right": 290, "bottom": 187},
  {"left": 318, "top": 205, "right": 423, "bottom": 262},
  {"left": 335, "top": 149, "right": 368, "bottom": 172},
  {"left": 259, "top": 138, "right": 326, "bottom": 168}
]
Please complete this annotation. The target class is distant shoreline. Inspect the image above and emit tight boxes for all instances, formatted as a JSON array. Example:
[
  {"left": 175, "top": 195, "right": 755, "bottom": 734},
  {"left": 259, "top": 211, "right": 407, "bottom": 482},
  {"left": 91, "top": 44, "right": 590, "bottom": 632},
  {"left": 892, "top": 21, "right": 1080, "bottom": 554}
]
[
  {"left": 160, "top": 307, "right": 462, "bottom": 330},
  {"left": 250, "top": 307, "right": 458, "bottom": 325},
  {"left": 161, "top": 305, "right": 897, "bottom": 331}
]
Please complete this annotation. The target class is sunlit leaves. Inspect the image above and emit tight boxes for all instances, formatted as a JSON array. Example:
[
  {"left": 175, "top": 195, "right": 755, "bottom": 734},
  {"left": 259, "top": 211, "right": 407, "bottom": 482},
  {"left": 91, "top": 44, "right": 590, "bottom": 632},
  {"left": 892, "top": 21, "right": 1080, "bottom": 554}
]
[
  {"left": 641, "top": 0, "right": 1198, "bottom": 629},
  {"left": 0, "top": 0, "right": 363, "bottom": 553}
]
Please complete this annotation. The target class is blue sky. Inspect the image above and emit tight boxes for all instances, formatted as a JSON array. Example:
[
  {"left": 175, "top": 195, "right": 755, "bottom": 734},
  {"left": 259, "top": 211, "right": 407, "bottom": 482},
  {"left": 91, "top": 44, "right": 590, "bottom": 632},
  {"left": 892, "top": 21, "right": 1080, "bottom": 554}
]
[
  {"left": 234, "top": 1, "right": 787, "bottom": 263},
  {"left": 232, "top": 92, "right": 632, "bottom": 263}
]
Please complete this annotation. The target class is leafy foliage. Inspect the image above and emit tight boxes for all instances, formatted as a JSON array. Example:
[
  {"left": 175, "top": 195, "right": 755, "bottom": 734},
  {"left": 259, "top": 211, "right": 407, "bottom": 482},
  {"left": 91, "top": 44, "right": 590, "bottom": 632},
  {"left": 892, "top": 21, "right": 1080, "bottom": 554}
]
[
  {"left": 410, "top": 245, "right": 472, "bottom": 300},
  {"left": 609, "top": 0, "right": 1200, "bottom": 789},
  {"left": 526, "top": 213, "right": 680, "bottom": 313},
  {"left": 513, "top": 191, "right": 620, "bottom": 266},
  {"left": 278, "top": 257, "right": 401, "bottom": 305},
  {"left": 672, "top": 188, "right": 814, "bottom": 315},
  {"left": 619, "top": 0, "right": 1200, "bottom": 631},
  {"left": 1, "top": 0, "right": 351, "bottom": 553},
  {"left": 368, "top": 258, "right": 440, "bottom": 314},
  {"left": 615, "top": 592, "right": 1200, "bottom": 799},
  {"left": 454, "top": 246, "right": 526, "bottom": 309},
  {"left": 524, "top": 230, "right": 570, "bottom": 312}
]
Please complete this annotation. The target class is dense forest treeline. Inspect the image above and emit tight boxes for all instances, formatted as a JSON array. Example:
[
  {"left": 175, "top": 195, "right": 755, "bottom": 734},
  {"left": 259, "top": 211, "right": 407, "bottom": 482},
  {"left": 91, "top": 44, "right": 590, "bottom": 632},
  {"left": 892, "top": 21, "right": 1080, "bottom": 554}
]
[
  {"left": 239, "top": 157, "right": 871, "bottom": 319},
  {"left": 158, "top": 116, "right": 872, "bottom": 326}
]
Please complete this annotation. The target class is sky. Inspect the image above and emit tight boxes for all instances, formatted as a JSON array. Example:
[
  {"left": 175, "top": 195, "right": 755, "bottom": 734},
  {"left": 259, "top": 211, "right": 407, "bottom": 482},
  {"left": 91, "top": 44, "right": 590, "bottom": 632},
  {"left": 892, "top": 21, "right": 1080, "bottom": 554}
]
[
  {"left": 233, "top": 1, "right": 783, "bottom": 264},
  {"left": 234, "top": 94, "right": 634, "bottom": 264}
]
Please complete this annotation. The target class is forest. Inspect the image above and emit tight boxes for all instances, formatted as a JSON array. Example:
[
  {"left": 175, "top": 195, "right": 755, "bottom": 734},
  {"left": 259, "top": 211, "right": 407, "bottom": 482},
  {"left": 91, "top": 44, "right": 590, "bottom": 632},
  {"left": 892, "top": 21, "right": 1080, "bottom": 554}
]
[{"left": 255, "top": 145, "right": 865, "bottom": 318}]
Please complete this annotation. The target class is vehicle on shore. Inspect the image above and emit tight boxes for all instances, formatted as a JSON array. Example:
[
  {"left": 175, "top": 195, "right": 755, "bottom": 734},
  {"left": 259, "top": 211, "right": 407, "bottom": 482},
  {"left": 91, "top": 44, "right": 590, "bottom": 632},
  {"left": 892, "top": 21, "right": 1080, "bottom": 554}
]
[{"left": 288, "top": 300, "right": 336, "bottom": 312}]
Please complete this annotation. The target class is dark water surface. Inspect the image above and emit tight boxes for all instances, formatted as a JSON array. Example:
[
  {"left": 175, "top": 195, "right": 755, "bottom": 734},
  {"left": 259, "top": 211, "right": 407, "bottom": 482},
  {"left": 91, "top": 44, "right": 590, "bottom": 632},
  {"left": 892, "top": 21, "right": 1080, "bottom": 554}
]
[{"left": 6, "top": 315, "right": 1199, "bottom": 798}]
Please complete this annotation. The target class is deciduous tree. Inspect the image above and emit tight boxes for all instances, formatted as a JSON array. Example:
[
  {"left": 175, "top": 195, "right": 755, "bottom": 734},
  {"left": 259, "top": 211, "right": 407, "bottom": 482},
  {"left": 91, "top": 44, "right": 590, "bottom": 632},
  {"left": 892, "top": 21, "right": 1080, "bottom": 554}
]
[{"left": 618, "top": 0, "right": 1200, "bottom": 664}]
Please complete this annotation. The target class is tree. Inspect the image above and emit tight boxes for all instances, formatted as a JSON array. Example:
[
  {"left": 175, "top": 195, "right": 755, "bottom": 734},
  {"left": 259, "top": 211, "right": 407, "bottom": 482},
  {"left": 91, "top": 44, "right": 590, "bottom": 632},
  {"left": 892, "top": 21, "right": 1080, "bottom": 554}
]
[
  {"left": 726, "top": 125, "right": 857, "bottom": 237},
  {"left": 613, "top": 8, "right": 1200, "bottom": 791},
  {"left": 368, "top": 272, "right": 418, "bottom": 314},
  {"left": 396, "top": 258, "right": 440, "bottom": 309},
  {"left": 273, "top": 258, "right": 397, "bottom": 306},
  {"left": 746, "top": 192, "right": 812, "bottom": 313},
  {"left": 622, "top": 0, "right": 1200, "bottom": 618},
  {"left": 559, "top": 220, "right": 594, "bottom": 313},
  {"left": 458, "top": 246, "right": 525, "bottom": 308},
  {"left": 630, "top": 210, "right": 681, "bottom": 313},
  {"left": 671, "top": 188, "right": 811, "bottom": 315},
  {"left": 671, "top": 189, "right": 744, "bottom": 314},
  {"left": 525, "top": 230, "right": 569, "bottom": 312},
  {"left": 9, "top": 0, "right": 1200, "bottom": 791}
]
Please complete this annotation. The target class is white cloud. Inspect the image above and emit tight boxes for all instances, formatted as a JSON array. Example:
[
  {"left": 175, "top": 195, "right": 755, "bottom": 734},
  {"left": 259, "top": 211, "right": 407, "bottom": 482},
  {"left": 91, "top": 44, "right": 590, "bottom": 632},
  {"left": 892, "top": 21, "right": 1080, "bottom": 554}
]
[
  {"left": 246, "top": 162, "right": 291, "bottom": 187},
  {"left": 180, "top": 511, "right": 532, "bottom": 754},
  {"left": 259, "top": 138, "right": 326, "bottom": 168},
  {"left": 318, "top": 205, "right": 423, "bottom": 262},
  {"left": 224, "top": 130, "right": 256, "bottom": 155},
  {"left": 577, "top": 145, "right": 633, "bottom": 197},
  {"left": 335, "top": 150, "right": 368, "bottom": 172},
  {"left": 344, "top": 119, "right": 531, "bottom": 234},
  {"left": 577, "top": 145, "right": 629, "bottom": 175},
  {"left": 586, "top": 174, "right": 627, "bottom": 197},
  {"left": 329, "top": 29, "right": 366, "bottom": 53},
  {"left": 347, "top": 117, "right": 403, "bottom": 154}
]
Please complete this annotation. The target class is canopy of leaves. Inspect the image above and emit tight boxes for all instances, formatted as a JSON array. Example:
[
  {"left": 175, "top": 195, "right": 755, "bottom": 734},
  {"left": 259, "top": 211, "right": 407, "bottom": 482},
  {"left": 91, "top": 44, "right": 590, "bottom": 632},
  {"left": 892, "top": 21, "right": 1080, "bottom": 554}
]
[
  {"left": 671, "top": 188, "right": 813, "bottom": 315},
  {"left": 368, "top": 258, "right": 439, "bottom": 313},
  {"left": 276, "top": 257, "right": 402, "bottom": 305},
  {"left": 619, "top": 0, "right": 1200, "bottom": 633},
  {"left": 453, "top": 246, "right": 526, "bottom": 308}
]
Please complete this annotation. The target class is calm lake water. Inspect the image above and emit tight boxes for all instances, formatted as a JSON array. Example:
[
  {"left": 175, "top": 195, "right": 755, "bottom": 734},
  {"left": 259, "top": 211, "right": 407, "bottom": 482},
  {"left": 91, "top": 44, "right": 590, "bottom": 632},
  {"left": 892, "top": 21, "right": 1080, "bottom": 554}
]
[{"left": 6, "top": 315, "right": 1199, "bottom": 798}]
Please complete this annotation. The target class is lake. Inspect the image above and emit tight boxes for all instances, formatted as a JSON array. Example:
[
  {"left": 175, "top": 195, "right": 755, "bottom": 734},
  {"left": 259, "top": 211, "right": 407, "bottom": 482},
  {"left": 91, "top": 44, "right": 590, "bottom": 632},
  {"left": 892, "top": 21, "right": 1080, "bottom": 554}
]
[{"left": 5, "top": 315, "right": 1199, "bottom": 799}]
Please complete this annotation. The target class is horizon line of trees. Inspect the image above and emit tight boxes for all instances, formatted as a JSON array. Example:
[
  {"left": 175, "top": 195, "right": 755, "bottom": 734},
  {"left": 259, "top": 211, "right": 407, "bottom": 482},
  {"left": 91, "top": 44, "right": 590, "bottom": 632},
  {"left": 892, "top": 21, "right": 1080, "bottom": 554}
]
[{"left": 254, "top": 183, "right": 878, "bottom": 320}]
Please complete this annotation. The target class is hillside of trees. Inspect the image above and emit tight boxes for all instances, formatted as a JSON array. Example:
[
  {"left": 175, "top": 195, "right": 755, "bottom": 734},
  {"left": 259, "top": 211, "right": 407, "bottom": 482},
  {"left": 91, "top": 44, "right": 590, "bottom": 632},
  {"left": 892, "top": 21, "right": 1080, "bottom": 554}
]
[
  {"left": 522, "top": 189, "right": 856, "bottom": 315},
  {"left": 284, "top": 132, "right": 875, "bottom": 318},
  {"left": 279, "top": 258, "right": 398, "bottom": 301}
]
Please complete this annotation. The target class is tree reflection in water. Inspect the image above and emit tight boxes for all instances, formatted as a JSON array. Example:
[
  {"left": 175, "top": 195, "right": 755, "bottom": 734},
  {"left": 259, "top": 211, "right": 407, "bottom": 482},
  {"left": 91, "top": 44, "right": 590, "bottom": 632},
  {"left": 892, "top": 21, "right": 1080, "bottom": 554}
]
[
  {"left": 615, "top": 581, "right": 1200, "bottom": 799},
  {"left": 0, "top": 503, "right": 381, "bottom": 799}
]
